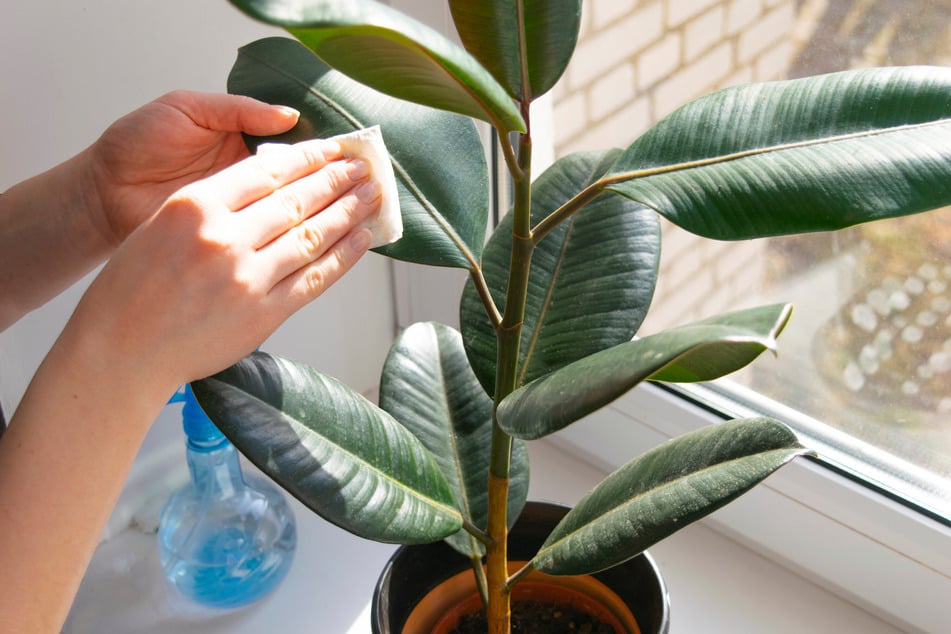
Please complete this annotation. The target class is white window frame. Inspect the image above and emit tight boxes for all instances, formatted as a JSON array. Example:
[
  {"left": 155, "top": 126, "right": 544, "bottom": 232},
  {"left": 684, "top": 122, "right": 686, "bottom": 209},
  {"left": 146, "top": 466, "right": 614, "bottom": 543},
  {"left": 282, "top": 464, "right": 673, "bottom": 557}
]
[
  {"left": 554, "top": 383, "right": 951, "bottom": 633},
  {"left": 387, "top": 2, "right": 951, "bottom": 631}
]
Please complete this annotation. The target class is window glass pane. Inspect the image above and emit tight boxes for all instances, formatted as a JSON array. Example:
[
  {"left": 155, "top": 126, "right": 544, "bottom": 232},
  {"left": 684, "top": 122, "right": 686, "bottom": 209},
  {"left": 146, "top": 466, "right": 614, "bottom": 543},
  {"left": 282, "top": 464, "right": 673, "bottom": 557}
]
[{"left": 550, "top": 0, "right": 950, "bottom": 516}]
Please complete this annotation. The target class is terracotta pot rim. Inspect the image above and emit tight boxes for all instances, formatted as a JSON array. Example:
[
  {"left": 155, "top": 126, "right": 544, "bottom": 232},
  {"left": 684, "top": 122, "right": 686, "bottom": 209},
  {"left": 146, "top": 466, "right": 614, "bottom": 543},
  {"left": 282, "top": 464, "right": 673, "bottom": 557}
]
[
  {"left": 409, "top": 560, "right": 643, "bottom": 633},
  {"left": 370, "top": 501, "right": 671, "bottom": 634}
]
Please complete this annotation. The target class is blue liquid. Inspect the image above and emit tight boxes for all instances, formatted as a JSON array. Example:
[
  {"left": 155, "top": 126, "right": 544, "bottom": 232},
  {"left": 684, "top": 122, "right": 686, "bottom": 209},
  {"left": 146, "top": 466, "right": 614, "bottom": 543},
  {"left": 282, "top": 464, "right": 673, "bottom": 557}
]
[
  {"left": 158, "top": 438, "right": 297, "bottom": 609},
  {"left": 159, "top": 506, "right": 295, "bottom": 608}
]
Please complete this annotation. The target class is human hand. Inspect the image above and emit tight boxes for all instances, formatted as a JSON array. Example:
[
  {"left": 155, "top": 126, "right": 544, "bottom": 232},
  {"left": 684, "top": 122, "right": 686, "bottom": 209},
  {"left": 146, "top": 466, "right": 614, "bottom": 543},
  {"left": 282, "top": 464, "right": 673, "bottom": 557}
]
[
  {"left": 61, "top": 137, "right": 381, "bottom": 391},
  {"left": 88, "top": 91, "right": 301, "bottom": 245}
]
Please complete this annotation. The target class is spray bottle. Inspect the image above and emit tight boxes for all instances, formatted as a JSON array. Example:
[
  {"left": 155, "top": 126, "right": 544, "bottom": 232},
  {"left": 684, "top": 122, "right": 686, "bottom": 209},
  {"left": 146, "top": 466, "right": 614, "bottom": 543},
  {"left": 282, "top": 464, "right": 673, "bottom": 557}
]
[{"left": 157, "top": 385, "right": 296, "bottom": 609}]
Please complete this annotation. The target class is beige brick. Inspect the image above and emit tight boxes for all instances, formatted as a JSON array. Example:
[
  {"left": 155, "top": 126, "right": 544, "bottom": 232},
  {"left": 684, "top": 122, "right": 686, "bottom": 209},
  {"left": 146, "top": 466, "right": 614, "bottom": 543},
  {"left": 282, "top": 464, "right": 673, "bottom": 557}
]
[
  {"left": 556, "top": 96, "right": 651, "bottom": 155},
  {"left": 552, "top": 0, "right": 801, "bottom": 337},
  {"left": 789, "top": 0, "right": 826, "bottom": 49},
  {"left": 577, "top": 0, "right": 593, "bottom": 40},
  {"left": 701, "top": 261, "right": 767, "bottom": 318},
  {"left": 643, "top": 205, "right": 767, "bottom": 333},
  {"left": 647, "top": 261, "right": 719, "bottom": 329},
  {"left": 710, "top": 239, "right": 768, "bottom": 306},
  {"left": 699, "top": 286, "right": 741, "bottom": 321},
  {"left": 712, "top": 240, "right": 766, "bottom": 288},
  {"left": 737, "top": 3, "right": 795, "bottom": 64},
  {"left": 567, "top": 2, "right": 664, "bottom": 91},
  {"left": 721, "top": 66, "right": 756, "bottom": 89},
  {"left": 590, "top": 62, "right": 636, "bottom": 121},
  {"left": 658, "top": 221, "right": 702, "bottom": 262},
  {"left": 659, "top": 236, "right": 714, "bottom": 291},
  {"left": 553, "top": 90, "right": 588, "bottom": 145},
  {"left": 667, "top": 0, "right": 722, "bottom": 28},
  {"left": 552, "top": 75, "right": 570, "bottom": 101},
  {"left": 754, "top": 38, "right": 792, "bottom": 81},
  {"left": 726, "top": 0, "right": 763, "bottom": 36},
  {"left": 685, "top": 5, "right": 727, "bottom": 61},
  {"left": 590, "top": 0, "right": 640, "bottom": 31},
  {"left": 653, "top": 41, "right": 734, "bottom": 118},
  {"left": 637, "top": 31, "right": 683, "bottom": 90}
]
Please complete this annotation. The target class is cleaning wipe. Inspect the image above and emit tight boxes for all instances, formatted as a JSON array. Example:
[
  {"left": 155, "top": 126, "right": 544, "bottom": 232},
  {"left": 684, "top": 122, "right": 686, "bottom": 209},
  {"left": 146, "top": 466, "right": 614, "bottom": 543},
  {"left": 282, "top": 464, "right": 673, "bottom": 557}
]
[{"left": 258, "top": 125, "right": 403, "bottom": 248}]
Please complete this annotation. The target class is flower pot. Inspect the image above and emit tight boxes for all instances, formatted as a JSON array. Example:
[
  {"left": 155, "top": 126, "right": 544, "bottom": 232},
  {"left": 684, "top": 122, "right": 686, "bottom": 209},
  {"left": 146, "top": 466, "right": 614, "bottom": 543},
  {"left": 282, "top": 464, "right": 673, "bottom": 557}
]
[{"left": 371, "top": 501, "right": 670, "bottom": 633}]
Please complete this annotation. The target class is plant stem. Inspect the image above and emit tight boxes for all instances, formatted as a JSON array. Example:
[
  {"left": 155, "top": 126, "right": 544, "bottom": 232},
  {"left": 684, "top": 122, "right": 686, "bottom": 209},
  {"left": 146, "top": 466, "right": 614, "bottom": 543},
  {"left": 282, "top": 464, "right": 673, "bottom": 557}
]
[
  {"left": 507, "top": 560, "right": 535, "bottom": 590},
  {"left": 531, "top": 181, "right": 603, "bottom": 244},
  {"left": 471, "top": 555, "right": 490, "bottom": 608},
  {"left": 463, "top": 518, "right": 494, "bottom": 546},
  {"left": 469, "top": 268, "right": 503, "bottom": 330},
  {"left": 486, "top": 120, "right": 534, "bottom": 634},
  {"left": 485, "top": 473, "right": 512, "bottom": 633},
  {"left": 499, "top": 132, "right": 525, "bottom": 182}
]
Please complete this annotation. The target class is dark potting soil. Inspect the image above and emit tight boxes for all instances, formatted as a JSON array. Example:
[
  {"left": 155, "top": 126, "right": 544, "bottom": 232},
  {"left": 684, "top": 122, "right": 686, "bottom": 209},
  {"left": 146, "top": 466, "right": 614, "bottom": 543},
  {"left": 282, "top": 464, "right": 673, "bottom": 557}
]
[{"left": 449, "top": 600, "right": 617, "bottom": 633}]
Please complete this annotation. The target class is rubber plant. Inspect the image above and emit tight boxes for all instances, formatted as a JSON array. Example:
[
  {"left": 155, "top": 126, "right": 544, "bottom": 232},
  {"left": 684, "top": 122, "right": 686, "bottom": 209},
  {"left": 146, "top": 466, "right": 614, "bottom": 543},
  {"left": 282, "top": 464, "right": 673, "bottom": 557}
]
[{"left": 191, "top": 0, "right": 951, "bottom": 631}]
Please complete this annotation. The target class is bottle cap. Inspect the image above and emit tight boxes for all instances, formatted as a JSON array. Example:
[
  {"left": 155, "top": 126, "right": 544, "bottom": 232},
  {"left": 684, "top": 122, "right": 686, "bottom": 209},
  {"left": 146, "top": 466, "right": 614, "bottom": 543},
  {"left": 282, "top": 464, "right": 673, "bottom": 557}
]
[{"left": 169, "top": 385, "right": 227, "bottom": 451}]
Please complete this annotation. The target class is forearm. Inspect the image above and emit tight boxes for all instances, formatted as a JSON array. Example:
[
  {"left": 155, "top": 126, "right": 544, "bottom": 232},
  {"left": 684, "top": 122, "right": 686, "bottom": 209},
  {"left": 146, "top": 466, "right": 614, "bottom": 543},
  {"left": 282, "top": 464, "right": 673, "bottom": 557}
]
[
  {"left": 0, "top": 146, "right": 113, "bottom": 330},
  {"left": 0, "top": 328, "right": 176, "bottom": 633},
  {"left": 0, "top": 131, "right": 378, "bottom": 631}
]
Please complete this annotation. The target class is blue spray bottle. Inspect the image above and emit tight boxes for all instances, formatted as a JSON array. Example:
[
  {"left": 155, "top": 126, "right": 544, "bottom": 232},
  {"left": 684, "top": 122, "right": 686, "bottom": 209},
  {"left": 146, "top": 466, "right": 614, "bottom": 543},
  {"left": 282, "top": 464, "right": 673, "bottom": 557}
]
[{"left": 157, "top": 385, "right": 297, "bottom": 609}]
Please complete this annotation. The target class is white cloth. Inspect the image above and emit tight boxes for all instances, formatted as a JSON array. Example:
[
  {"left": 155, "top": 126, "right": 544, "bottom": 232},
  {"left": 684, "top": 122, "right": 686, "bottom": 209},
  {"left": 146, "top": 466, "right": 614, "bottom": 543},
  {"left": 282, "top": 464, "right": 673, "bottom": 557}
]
[{"left": 258, "top": 125, "right": 403, "bottom": 248}]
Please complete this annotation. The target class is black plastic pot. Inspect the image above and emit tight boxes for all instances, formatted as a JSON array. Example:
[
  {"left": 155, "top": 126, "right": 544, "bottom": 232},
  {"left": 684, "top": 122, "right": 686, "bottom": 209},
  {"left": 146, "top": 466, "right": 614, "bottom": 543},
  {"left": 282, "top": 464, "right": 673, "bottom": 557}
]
[{"left": 371, "top": 501, "right": 671, "bottom": 633}]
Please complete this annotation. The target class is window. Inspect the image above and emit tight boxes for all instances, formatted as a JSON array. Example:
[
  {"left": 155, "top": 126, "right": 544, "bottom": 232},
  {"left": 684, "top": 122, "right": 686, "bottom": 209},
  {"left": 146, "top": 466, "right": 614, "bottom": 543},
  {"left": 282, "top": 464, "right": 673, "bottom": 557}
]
[
  {"left": 542, "top": 2, "right": 951, "bottom": 631},
  {"left": 548, "top": 0, "right": 951, "bottom": 519}
]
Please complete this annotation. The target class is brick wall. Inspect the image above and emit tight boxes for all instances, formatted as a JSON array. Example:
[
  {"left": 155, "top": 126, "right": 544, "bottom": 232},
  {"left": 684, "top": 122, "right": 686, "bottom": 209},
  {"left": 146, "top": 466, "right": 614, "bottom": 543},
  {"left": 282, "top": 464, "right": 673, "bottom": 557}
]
[{"left": 551, "top": 0, "right": 795, "bottom": 332}]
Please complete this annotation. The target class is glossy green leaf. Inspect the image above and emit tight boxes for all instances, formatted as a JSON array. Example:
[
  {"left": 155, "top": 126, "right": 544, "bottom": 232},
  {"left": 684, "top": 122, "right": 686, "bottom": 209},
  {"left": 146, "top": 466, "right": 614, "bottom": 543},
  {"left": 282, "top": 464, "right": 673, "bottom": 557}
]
[
  {"left": 460, "top": 150, "right": 661, "bottom": 396},
  {"left": 379, "top": 322, "right": 529, "bottom": 557},
  {"left": 448, "top": 0, "right": 581, "bottom": 100},
  {"left": 191, "top": 352, "right": 462, "bottom": 544},
  {"left": 605, "top": 66, "right": 951, "bottom": 239},
  {"left": 497, "top": 304, "right": 792, "bottom": 439},
  {"left": 229, "top": 0, "right": 524, "bottom": 132},
  {"left": 532, "top": 418, "right": 810, "bottom": 575},
  {"left": 228, "top": 37, "right": 489, "bottom": 268}
]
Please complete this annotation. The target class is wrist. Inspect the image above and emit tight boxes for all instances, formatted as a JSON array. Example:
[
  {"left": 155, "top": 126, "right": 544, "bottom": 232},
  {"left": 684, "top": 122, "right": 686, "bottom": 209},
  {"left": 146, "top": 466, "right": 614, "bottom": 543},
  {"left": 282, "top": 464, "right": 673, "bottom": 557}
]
[
  {"left": 49, "top": 315, "right": 182, "bottom": 430},
  {"left": 0, "top": 153, "right": 117, "bottom": 329},
  {"left": 77, "top": 142, "right": 122, "bottom": 250}
]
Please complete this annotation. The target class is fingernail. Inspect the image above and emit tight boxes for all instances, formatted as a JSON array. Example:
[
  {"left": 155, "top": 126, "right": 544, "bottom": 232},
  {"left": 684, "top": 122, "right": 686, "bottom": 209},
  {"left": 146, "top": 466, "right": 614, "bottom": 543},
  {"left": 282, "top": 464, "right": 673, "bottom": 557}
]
[
  {"left": 320, "top": 140, "right": 342, "bottom": 159},
  {"left": 350, "top": 228, "right": 372, "bottom": 252},
  {"left": 275, "top": 105, "right": 300, "bottom": 120},
  {"left": 355, "top": 180, "right": 380, "bottom": 203},
  {"left": 346, "top": 159, "right": 369, "bottom": 179}
]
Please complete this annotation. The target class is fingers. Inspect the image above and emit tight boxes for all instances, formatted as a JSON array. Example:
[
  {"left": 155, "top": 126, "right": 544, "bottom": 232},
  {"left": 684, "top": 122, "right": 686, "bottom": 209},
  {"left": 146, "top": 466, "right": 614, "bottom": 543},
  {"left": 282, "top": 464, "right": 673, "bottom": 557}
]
[
  {"left": 195, "top": 138, "right": 345, "bottom": 212},
  {"left": 158, "top": 91, "right": 300, "bottom": 136},
  {"left": 260, "top": 178, "right": 381, "bottom": 285},
  {"left": 270, "top": 227, "right": 374, "bottom": 314},
  {"left": 156, "top": 133, "right": 382, "bottom": 334},
  {"left": 240, "top": 156, "right": 371, "bottom": 248}
]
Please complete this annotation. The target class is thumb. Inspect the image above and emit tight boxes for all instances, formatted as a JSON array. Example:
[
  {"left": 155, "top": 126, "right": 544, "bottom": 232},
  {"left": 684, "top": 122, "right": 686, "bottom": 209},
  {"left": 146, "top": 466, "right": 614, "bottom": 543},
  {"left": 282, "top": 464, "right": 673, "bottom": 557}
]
[{"left": 161, "top": 91, "right": 300, "bottom": 136}]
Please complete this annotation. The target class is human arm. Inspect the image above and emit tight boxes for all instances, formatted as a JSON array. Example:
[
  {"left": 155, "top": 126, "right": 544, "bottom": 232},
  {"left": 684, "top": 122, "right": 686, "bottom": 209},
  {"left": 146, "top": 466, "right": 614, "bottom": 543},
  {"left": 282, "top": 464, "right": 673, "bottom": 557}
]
[
  {"left": 0, "top": 136, "right": 381, "bottom": 633},
  {"left": 0, "top": 91, "right": 301, "bottom": 330}
]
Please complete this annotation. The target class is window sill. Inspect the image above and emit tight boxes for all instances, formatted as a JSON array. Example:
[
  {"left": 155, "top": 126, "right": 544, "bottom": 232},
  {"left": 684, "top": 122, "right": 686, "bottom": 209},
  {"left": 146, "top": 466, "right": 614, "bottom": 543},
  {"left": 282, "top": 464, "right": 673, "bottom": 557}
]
[
  {"left": 66, "top": 417, "right": 908, "bottom": 633},
  {"left": 555, "top": 382, "right": 951, "bottom": 634}
]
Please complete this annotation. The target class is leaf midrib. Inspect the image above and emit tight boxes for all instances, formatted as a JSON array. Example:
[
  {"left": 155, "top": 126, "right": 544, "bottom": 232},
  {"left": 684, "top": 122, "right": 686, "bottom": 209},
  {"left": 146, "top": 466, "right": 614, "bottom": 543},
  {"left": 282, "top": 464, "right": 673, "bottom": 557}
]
[
  {"left": 602, "top": 118, "right": 951, "bottom": 186},
  {"left": 211, "top": 376, "right": 461, "bottom": 519},
  {"left": 532, "top": 445, "right": 802, "bottom": 566}
]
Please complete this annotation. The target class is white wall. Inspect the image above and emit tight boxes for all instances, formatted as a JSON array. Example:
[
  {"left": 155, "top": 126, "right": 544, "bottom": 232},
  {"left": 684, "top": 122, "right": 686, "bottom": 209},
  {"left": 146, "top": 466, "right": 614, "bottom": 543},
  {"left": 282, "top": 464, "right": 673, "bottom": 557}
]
[{"left": 0, "top": 2, "right": 397, "bottom": 421}]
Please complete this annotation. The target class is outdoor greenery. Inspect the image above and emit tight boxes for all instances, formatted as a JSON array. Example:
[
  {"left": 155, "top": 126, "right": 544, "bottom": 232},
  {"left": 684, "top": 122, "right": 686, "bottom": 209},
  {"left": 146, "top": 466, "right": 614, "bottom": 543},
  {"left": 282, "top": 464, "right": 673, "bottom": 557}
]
[{"left": 192, "top": 1, "right": 951, "bottom": 630}]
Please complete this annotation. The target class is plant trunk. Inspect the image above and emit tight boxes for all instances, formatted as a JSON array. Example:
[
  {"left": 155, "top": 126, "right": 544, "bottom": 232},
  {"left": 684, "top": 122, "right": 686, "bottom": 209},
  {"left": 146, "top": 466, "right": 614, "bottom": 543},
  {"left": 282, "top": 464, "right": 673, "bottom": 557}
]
[
  {"left": 485, "top": 127, "right": 534, "bottom": 633},
  {"left": 485, "top": 473, "right": 511, "bottom": 632}
]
